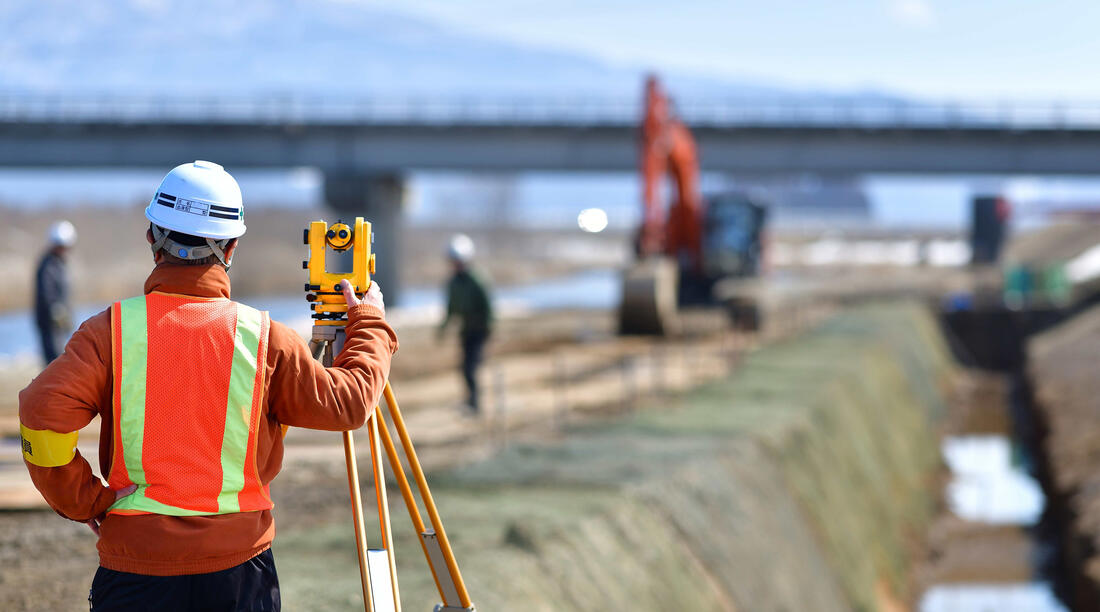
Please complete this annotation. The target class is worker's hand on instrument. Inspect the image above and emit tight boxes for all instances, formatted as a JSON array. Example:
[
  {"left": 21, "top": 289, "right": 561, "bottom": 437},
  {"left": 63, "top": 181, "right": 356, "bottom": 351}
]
[
  {"left": 362, "top": 281, "right": 385, "bottom": 316},
  {"left": 86, "top": 484, "right": 137, "bottom": 536},
  {"left": 341, "top": 279, "right": 385, "bottom": 316},
  {"left": 339, "top": 279, "right": 360, "bottom": 307}
]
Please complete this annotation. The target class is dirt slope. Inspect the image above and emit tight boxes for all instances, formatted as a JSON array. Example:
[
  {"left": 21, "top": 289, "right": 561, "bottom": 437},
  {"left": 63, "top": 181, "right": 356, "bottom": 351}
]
[
  {"left": 1028, "top": 303, "right": 1100, "bottom": 610},
  {"left": 274, "top": 302, "right": 953, "bottom": 611}
]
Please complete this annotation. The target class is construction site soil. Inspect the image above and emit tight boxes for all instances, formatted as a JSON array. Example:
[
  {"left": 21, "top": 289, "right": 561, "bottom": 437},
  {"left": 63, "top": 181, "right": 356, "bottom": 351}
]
[{"left": 0, "top": 301, "right": 956, "bottom": 610}]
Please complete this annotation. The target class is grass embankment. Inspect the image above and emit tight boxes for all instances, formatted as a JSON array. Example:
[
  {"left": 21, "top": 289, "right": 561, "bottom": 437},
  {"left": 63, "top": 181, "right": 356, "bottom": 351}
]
[{"left": 274, "top": 302, "right": 954, "bottom": 611}]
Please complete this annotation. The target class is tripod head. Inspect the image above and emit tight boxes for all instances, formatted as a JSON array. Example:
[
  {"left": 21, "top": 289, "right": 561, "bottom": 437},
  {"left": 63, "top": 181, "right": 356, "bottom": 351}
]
[{"left": 304, "top": 217, "right": 375, "bottom": 326}]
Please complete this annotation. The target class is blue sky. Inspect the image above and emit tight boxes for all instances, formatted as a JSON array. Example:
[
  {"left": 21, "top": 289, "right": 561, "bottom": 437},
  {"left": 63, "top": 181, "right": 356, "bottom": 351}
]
[{"left": 352, "top": 0, "right": 1100, "bottom": 101}]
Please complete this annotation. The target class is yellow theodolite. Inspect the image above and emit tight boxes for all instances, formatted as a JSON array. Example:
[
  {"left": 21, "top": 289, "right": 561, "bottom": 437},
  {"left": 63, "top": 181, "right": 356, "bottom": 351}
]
[
  {"left": 304, "top": 217, "right": 376, "bottom": 325},
  {"left": 304, "top": 218, "right": 475, "bottom": 612}
]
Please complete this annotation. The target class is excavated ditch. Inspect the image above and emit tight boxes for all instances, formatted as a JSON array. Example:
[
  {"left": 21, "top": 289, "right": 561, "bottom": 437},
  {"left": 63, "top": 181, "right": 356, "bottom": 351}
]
[{"left": 930, "top": 306, "right": 1078, "bottom": 611}]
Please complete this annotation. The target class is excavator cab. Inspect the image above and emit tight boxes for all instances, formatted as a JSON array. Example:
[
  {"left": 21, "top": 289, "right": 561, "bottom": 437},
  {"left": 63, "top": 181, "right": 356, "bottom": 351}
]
[
  {"left": 677, "top": 192, "right": 769, "bottom": 306},
  {"left": 701, "top": 193, "right": 768, "bottom": 281}
]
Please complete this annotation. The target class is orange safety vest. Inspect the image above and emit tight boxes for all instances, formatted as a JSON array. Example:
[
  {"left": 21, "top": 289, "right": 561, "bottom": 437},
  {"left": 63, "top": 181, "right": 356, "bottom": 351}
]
[{"left": 106, "top": 292, "right": 272, "bottom": 516}]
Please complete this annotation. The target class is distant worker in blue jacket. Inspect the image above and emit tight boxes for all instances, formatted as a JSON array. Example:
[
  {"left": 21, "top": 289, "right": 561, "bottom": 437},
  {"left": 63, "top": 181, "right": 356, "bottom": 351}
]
[
  {"left": 34, "top": 220, "right": 77, "bottom": 364},
  {"left": 438, "top": 234, "right": 493, "bottom": 415}
]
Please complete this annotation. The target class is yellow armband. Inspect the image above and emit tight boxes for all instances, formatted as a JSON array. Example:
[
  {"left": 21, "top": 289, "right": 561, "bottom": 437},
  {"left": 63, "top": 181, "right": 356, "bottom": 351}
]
[{"left": 19, "top": 424, "right": 78, "bottom": 467}]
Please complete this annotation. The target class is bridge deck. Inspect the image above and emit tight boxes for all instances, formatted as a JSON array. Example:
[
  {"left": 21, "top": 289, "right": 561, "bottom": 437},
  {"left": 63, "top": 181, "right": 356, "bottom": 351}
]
[{"left": 6, "top": 95, "right": 1100, "bottom": 174}]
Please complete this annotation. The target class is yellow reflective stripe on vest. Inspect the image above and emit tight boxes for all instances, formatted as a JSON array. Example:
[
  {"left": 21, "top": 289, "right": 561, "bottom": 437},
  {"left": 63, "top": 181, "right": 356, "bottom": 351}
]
[
  {"left": 216, "top": 304, "right": 263, "bottom": 514},
  {"left": 117, "top": 296, "right": 148, "bottom": 489},
  {"left": 19, "top": 424, "right": 78, "bottom": 467},
  {"left": 110, "top": 486, "right": 219, "bottom": 516}
]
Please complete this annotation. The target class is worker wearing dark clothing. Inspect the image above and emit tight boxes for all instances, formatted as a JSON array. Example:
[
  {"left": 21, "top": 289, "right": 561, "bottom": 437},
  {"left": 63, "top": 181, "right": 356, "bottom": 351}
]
[
  {"left": 34, "top": 221, "right": 76, "bottom": 364},
  {"left": 439, "top": 235, "right": 493, "bottom": 414}
]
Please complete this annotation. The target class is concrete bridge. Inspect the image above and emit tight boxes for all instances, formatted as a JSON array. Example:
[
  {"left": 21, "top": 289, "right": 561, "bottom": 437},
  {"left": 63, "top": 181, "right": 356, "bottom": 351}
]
[
  {"left": 8, "top": 94, "right": 1100, "bottom": 175},
  {"left": 6, "top": 93, "right": 1100, "bottom": 291}
]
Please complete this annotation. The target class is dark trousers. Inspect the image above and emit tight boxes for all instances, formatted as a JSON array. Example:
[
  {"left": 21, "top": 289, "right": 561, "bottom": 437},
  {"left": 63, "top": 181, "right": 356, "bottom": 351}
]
[
  {"left": 89, "top": 549, "right": 280, "bottom": 612},
  {"left": 36, "top": 321, "right": 61, "bottom": 364},
  {"left": 461, "top": 330, "right": 488, "bottom": 412}
]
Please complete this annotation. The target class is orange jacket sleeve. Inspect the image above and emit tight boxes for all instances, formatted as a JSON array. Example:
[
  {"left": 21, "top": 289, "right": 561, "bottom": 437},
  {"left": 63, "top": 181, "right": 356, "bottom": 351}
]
[
  {"left": 266, "top": 303, "right": 398, "bottom": 431},
  {"left": 19, "top": 310, "right": 117, "bottom": 521}
]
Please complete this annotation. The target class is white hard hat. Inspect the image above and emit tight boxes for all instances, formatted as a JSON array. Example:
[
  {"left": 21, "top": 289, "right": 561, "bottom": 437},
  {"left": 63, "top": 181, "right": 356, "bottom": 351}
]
[
  {"left": 48, "top": 220, "right": 77, "bottom": 247},
  {"left": 145, "top": 160, "right": 246, "bottom": 240},
  {"left": 447, "top": 234, "right": 475, "bottom": 263}
]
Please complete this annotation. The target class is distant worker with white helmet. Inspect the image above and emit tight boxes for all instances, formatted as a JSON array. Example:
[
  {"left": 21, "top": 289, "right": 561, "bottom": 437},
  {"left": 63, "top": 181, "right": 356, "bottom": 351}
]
[
  {"left": 438, "top": 233, "right": 493, "bottom": 415},
  {"left": 18, "top": 161, "right": 397, "bottom": 611},
  {"left": 33, "top": 220, "right": 77, "bottom": 363}
]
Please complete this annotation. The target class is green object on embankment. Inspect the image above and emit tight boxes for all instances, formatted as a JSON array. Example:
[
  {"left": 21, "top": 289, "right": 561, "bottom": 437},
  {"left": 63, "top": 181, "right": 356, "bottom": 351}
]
[{"left": 279, "top": 302, "right": 955, "bottom": 611}]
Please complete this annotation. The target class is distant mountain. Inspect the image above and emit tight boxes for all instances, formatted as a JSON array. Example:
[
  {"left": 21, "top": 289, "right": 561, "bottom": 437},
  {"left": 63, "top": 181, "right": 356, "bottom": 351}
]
[{"left": 0, "top": 0, "right": 848, "bottom": 100}]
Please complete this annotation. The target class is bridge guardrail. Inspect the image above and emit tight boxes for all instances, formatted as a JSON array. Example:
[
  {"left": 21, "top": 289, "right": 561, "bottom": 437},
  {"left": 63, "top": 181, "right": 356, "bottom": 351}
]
[{"left": 3, "top": 93, "right": 1100, "bottom": 130}]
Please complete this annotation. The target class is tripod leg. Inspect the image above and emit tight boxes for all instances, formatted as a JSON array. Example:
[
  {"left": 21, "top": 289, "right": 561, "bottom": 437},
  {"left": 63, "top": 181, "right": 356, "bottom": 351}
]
[
  {"left": 368, "top": 413, "right": 401, "bottom": 611},
  {"left": 309, "top": 339, "right": 326, "bottom": 361},
  {"left": 383, "top": 383, "right": 472, "bottom": 609},
  {"left": 375, "top": 408, "right": 447, "bottom": 598},
  {"left": 343, "top": 430, "right": 375, "bottom": 612},
  {"left": 318, "top": 334, "right": 373, "bottom": 612}
]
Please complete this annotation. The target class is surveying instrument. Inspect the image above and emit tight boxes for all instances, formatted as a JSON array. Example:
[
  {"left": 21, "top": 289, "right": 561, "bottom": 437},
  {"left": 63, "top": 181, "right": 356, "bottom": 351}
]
[{"left": 304, "top": 217, "right": 475, "bottom": 612}]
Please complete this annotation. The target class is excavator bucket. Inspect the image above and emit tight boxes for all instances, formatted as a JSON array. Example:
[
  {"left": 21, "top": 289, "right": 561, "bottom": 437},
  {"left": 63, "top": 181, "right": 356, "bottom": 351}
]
[{"left": 618, "top": 257, "right": 679, "bottom": 335}]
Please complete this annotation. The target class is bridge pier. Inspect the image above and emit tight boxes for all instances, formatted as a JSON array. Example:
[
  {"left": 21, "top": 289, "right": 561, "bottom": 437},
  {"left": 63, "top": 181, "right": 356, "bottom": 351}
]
[{"left": 323, "top": 172, "right": 405, "bottom": 302}]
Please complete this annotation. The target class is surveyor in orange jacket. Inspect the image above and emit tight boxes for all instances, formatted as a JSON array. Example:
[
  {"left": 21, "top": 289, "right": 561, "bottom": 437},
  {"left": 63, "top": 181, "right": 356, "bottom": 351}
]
[{"left": 18, "top": 161, "right": 397, "bottom": 611}]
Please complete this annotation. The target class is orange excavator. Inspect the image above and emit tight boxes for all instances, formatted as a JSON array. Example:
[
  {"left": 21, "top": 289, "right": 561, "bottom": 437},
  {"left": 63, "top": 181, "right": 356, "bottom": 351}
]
[{"left": 619, "top": 76, "right": 768, "bottom": 335}]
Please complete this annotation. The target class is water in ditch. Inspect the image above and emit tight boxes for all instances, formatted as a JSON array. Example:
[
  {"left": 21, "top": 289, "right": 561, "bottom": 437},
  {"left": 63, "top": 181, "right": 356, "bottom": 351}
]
[{"left": 918, "top": 373, "right": 1067, "bottom": 612}]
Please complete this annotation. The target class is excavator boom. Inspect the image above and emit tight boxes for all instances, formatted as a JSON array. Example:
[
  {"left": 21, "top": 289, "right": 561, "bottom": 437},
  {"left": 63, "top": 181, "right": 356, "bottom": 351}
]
[
  {"left": 620, "top": 76, "right": 705, "bottom": 335},
  {"left": 638, "top": 75, "right": 704, "bottom": 269}
]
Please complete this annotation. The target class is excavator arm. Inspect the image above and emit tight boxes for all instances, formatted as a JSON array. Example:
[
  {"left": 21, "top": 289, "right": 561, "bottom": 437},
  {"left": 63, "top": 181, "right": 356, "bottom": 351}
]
[
  {"left": 620, "top": 76, "right": 705, "bottom": 335},
  {"left": 638, "top": 75, "right": 704, "bottom": 271}
]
